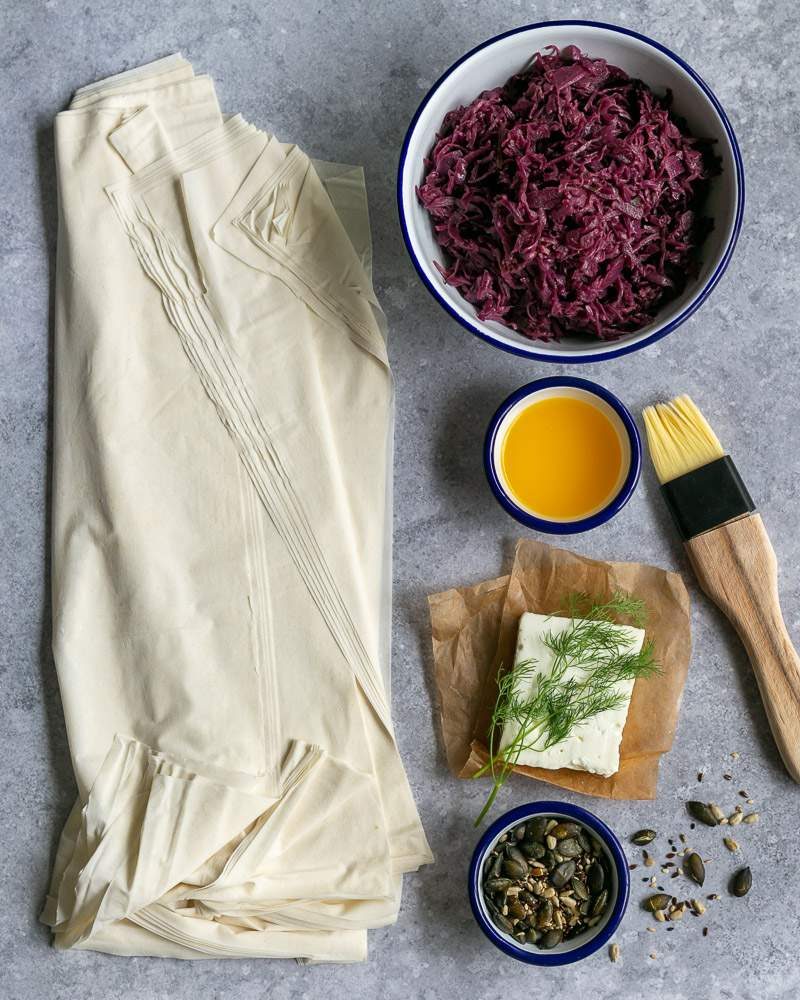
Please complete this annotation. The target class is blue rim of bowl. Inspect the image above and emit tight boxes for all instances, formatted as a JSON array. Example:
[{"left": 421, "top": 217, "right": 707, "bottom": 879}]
[
  {"left": 397, "top": 19, "right": 746, "bottom": 363},
  {"left": 469, "top": 801, "right": 630, "bottom": 965},
  {"left": 484, "top": 376, "right": 641, "bottom": 534}
]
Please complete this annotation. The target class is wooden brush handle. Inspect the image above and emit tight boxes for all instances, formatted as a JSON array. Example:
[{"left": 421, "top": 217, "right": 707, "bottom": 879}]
[{"left": 686, "top": 513, "right": 800, "bottom": 781}]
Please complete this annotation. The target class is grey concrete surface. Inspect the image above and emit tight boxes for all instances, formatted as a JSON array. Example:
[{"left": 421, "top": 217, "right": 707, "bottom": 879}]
[{"left": 2, "top": 1, "right": 799, "bottom": 997}]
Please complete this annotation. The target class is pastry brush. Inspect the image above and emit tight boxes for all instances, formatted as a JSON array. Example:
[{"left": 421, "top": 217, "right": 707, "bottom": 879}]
[{"left": 643, "top": 394, "right": 800, "bottom": 781}]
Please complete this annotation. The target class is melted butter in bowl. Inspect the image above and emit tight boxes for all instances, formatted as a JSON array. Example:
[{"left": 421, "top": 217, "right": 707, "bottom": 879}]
[{"left": 485, "top": 377, "right": 641, "bottom": 533}]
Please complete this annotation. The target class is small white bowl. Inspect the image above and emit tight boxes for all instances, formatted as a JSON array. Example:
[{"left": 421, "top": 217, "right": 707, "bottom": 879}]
[{"left": 398, "top": 20, "right": 744, "bottom": 363}]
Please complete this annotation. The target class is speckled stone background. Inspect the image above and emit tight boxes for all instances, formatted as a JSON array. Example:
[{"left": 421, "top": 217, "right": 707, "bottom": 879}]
[{"left": 2, "top": 0, "right": 799, "bottom": 997}]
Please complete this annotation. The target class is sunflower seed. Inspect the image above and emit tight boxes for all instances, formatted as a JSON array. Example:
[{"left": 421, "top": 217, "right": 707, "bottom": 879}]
[
  {"left": 609, "top": 943, "right": 620, "bottom": 962},
  {"left": 723, "top": 836, "right": 739, "bottom": 852},
  {"left": 743, "top": 812, "right": 759, "bottom": 824},
  {"left": 709, "top": 803, "right": 726, "bottom": 823},
  {"left": 690, "top": 898, "right": 706, "bottom": 915}
]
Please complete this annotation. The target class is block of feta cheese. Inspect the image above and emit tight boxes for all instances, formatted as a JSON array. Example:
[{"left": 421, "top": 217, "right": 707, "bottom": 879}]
[{"left": 498, "top": 611, "right": 646, "bottom": 777}]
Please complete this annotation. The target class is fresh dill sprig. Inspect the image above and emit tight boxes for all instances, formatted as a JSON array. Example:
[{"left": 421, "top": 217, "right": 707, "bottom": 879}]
[{"left": 473, "top": 591, "right": 659, "bottom": 825}]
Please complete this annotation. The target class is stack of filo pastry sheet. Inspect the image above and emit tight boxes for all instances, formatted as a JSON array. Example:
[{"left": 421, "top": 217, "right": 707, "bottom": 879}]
[{"left": 41, "top": 54, "right": 432, "bottom": 962}]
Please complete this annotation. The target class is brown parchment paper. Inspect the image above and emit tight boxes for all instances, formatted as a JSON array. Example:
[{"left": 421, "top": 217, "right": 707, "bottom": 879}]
[{"left": 428, "top": 539, "right": 691, "bottom": 799}]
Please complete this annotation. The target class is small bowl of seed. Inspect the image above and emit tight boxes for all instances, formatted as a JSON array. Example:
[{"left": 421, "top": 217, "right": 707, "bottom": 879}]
[{"left": 469, "top": 801, "right": 629, "bottom": 965}]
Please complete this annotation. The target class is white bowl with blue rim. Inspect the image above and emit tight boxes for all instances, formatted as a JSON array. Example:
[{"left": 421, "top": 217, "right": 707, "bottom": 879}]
[
  {"left": 485, "top": 376, "right": 641, "bottom": 533},
  {"left": 398, "top": 20, "right": 744, "bottom": 363},
  {"left": 469, "top": 801, "right": 630, "bottom": 965}
]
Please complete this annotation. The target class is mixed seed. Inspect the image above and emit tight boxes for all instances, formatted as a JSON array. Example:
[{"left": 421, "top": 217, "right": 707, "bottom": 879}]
[
  {"left": 481, "top": 817, "right": 612, "bottom": 949},
  {"left": 620, "top": 768, "right": 760, "bottom": 962}
]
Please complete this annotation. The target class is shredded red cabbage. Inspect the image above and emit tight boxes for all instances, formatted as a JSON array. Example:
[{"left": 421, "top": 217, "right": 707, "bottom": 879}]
[{"left": 417, "top": 45, "right": 717, "bottom": 342}]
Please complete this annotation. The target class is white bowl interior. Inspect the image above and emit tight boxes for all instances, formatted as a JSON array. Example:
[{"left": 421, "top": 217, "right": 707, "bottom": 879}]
[
  {"left": 401, "top": 24, "right": 739, "bottom": 358},
  {"left": 475, "top": 811, "right": 620, "bottom": 956},
  {"left": 492, "top": 386, "right": 632, "bottom": 521}
]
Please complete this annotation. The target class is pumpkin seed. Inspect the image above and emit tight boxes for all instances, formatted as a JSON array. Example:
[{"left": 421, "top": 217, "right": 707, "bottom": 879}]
[
  {"left": 485, "top": 878, "right": 513, "bottom": 894},
  {"left": 540, "top": 929, "right": 563, "bottom": 949},
  {"left": 687, "top": 801, "right": 717, "bottom": 826},
  {"left": 526, "top": 928, "right": 541, "bottom": 944},
  {"left": 528, "top": 817, "right": 549, "bottom": 841},
  {"left": 520, "top": 839, "right": 546, "bottom": 859},
  {"left": 491, "top": 909, "right": 514, "bottom": 933},
  {"left": 592, "top": 889, "right": 609, "bottom": 917},
  {"left": 550, "top": 822, "right": 580, "bottom": 839},
  {"left": 731, "top": 866, "right": 752, "bottom": 897},
  {"left": 550, "top": 860, "right": 575, "bottom": 889},
  {"left": 536, "top": 899, "right": 554, "bottom": 928},
  {"left": 503, "top": 856, "right": 527, "bottom": 880},
  {"left": 558, "top": 837, "right": 582, "bottom": 858},
  {"left": 631, "top": 829, "right": 657, "bottom": 845},
  {"left": 587, "top": 861, "right": 605, "bottom": 894},
  {"left": 570, "top": 877, "right": 589, "bottom": 900},
  {"left": 684, "top": 852, "right": 706, "bottom": 886},
  {"left": 645, "top": 893, "right": 672, "bottom": 912}
]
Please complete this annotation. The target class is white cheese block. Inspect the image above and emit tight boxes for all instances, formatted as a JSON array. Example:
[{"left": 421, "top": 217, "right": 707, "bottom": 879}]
[{"left": 499, "top": 611, "right": 646, "bottom": 778}]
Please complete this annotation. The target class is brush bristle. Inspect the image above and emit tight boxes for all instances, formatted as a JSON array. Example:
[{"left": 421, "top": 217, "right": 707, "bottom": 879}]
[{"left": 642, "top": 395, "right": 725, "bottom": 484}]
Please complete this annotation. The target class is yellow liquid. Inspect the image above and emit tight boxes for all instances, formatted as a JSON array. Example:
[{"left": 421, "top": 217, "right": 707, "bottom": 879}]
[{"left": 500, "top": 395, "right": 624, "bottom": 520}]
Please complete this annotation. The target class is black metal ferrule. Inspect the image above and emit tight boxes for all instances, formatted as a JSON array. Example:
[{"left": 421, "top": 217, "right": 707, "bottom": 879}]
[{"left": 660, "top": 455, "right": 755, "bottom": 541}]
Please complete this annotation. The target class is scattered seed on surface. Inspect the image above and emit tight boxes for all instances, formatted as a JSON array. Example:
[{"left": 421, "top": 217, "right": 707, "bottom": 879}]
[
  {"left": 649, "top": 952, "right": 658, "bottom": 959},
  {"left": 731, "top": 752, "right": 739, "bottom": 759},
  {"left": 645, "top": 893, "right": 672, "bottom": 913},
  {"left": 690, "top": 898, "right": 706, "bottom": 915},
  {"left": 731, "top": 866, "right": 752, "bottom": 897},
  {"left": 743, "top": 812, "right": 759, "bottom": 824},
  {"left": 738, "top": 789, "right": 750, "bottom": 799},
  {"left": 707, "top": 893, "right": 719, "bottom": 900},
  {"left": 679, "top": 833, "right": 687, "bottom": 844},
  {"left": 684, "top": 852, "right": 706, "bottom": 886},
  {"left": 609, "top": 943, "right": 620, "bottom": 962},
  {"left": 723, "top": 773, "right": 732, "bottom": 781},
  {"left": 697, "top": 771, "right": 704, "bottom": 782},
  {"left": 631, "top": 829, "right": 657, "bottom": 846},
  {"left": 723, "top": 837, "right": 739, "bottom": 852},
  {"left": 646, "top": 926, "right": 655, "bottom": 933},
  {"left": 654, "top": 909, "right": 666, "bottom": 922},
  {"left": 687, "top": 801, "right": 717, "bottom": 827},
  {"left": 728, "top": 811, "right": 743, "bottom": 826},
  {"left": 703, "top": 926, "right": 709, "bottom": 937},
  {"left": 643, "top": 850, "right": 654, "bottom": 867},
  {"left": 709, "top": 803, "right": 726, "bottom": 823},
  {"left": 629, "top": 863, "right": 638, "bottom": 870}
]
